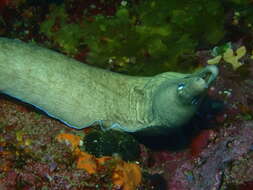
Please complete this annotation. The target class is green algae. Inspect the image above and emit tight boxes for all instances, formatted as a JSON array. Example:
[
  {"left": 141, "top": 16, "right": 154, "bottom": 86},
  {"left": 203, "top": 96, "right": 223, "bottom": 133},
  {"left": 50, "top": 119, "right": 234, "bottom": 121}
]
[
  {"left": 39, "top": 0, "right": 225, "bottom": 75},
  {"left": 82, "top": 129, "right": 140, "bottom": 161}
]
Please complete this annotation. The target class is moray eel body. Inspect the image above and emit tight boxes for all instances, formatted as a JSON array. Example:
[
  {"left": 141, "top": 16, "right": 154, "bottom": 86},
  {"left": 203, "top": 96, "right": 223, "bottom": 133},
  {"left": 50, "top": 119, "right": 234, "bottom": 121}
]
[{"left": 0, "top": 38, "right": 218, "bottom": 135}]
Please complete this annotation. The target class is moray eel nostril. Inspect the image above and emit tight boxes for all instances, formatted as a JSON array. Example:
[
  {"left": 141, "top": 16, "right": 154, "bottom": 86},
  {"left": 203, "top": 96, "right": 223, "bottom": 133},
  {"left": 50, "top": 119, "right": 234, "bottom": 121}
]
[{"left": 0, "top": 37, "right": 219, "bottom": 136}]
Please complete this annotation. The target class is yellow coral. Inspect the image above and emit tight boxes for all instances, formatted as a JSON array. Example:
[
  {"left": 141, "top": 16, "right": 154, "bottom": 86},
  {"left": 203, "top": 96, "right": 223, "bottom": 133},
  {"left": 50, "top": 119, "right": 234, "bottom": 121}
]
[
  {"left": 207, "top": 55, "right": 222, "bottom": 65},
  {"left": 250, "top": 50, "right": 253, "bottom": 60},
  {"left": 223, "top": 46, "right": 246, "bottom": 70},
  {"left": 208, "top": 46, "right": 246, "bottom": 70}
]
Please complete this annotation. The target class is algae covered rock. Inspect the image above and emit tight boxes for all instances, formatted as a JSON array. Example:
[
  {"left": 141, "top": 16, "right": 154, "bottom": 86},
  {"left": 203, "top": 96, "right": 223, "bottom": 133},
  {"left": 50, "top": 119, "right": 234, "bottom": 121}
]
[
  {"left": 82, "top": 130, "right": 140, "bottom": 161},
  {"left": 39, "top": 0, "right": 225, "bottom": 75}
]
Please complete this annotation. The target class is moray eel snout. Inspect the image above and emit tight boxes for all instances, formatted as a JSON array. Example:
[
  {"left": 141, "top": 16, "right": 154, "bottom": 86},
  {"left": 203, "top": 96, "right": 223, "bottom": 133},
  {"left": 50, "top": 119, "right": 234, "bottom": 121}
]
[
  {"left": 198, "top": 65, "right": 219, "bottom": 86},
  {"left": 177, "top": 65, "right": 218, "bottom": 105}
]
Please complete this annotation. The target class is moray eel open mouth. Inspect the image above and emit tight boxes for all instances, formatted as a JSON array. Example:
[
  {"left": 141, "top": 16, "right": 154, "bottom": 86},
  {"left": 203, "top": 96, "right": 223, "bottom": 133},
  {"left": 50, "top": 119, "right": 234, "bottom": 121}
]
[
  {"left": 177, "top": 65, "right": 218, "bottom": 105},
  {"left": 197, "top": 65, "right": 219, "bottom": 86}
]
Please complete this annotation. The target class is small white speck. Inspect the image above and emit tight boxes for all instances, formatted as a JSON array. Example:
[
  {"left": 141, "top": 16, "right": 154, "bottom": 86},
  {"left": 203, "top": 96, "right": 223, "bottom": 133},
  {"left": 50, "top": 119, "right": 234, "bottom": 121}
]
[
  {"left": 90, "top": 4, "right": 96, "bottom": 9},
  {"left": 108, "top": 58, "right": 114, "bottom": 64},
  {"left": 223, "top": 90, "right": 232, "bottom": 97},
  {"left": 121, "top": 1, "right": 127, "bottom": 6},
  {"left": 79, "top": 140, "right": 84, "bottom": 146},
  {"left": 45, "top": 174, "right": 53, "bottom": 181}
]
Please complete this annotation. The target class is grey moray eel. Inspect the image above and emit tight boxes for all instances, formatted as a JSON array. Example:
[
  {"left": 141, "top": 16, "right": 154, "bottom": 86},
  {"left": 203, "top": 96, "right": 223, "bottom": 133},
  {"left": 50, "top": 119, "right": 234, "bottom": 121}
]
[{"left": 0, "top": 37, "right": 218, "bottom": 135}]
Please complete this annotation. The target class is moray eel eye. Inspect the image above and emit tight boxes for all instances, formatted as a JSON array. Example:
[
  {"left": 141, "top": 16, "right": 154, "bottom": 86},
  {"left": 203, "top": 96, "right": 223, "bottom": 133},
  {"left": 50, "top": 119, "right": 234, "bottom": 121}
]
[{"left": 177, "top": 83, "right": 185, "bottom": 90}]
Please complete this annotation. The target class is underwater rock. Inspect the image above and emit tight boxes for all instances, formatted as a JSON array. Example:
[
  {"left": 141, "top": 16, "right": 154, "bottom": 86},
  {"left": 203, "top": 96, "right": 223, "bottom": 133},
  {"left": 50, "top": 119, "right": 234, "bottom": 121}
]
[
  {"left": 0, "top": 37, "right": 218, "bottom": 135},
  {"left": 56, "top": 133, "right": 142, "bottom": 190}
]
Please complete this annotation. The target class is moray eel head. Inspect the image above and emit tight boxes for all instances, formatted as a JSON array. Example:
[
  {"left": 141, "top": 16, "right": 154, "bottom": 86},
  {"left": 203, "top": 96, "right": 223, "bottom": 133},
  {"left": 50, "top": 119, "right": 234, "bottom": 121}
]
[
  {"left": 177, "top": 65, "right": 218, "bottom": 105},
  {"left": 151, "top": 65, "right": 218, "bottom": 133}
]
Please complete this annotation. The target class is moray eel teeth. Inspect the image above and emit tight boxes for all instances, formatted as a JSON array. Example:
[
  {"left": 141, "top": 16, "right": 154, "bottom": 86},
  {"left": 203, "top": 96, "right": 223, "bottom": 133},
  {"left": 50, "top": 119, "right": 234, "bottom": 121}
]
[{"left": 0, "top": 38, "right": 218, "bottom": 135}]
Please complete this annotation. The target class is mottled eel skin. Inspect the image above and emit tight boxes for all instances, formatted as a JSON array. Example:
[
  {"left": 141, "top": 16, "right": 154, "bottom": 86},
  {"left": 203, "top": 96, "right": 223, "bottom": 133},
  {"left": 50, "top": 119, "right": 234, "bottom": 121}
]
[{"left": 0, "top": 38, "right": 218, "bottom": 135}]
